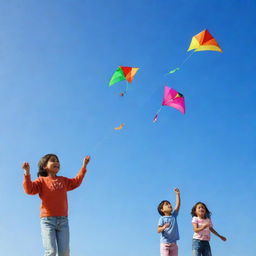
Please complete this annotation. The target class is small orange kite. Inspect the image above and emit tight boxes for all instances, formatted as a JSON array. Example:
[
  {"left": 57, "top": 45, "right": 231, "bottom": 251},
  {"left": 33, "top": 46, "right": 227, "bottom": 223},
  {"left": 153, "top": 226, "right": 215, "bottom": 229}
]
[{"left": 114, "top": 123, "right": 124, "bottom": 130}]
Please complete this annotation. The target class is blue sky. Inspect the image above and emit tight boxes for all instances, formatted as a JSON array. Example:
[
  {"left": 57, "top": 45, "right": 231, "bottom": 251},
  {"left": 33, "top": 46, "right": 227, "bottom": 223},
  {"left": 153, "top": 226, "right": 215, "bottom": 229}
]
[{"left": 0, "top": 0, "right": 255, "bottom": 255}]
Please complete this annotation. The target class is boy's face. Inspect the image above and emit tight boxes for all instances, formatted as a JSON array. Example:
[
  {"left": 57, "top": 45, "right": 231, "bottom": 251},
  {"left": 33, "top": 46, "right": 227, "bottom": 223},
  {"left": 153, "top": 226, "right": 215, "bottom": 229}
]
[{"left": 161, "top": 202, "right": 172, "bottom": 216}]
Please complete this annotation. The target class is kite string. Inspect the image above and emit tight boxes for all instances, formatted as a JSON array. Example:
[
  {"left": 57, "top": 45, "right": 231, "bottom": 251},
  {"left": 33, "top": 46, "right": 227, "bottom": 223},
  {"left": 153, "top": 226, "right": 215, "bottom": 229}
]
[
  {"left": 155, "top": 105, "right": 163, "bottom": 115},
  {"left": 120, "top": 80, "right": 129, "bottom": 96},
  {"left": 167, "top": 50, "right": 195, "bottom": 74},
  {"left": 125, "top": 80, "right": 129, "bottom": 94},
  {"left": 155, "top": 97, "right": 175, "bottom": 114},
  {"left": 90, "top": 130, "right": 111, "bottom": 155},
  {"left": 179, "top": 50, "right": 195, "bottom": 68},
  {"left": 153, "top": 93, "right": 180, "bottom": 122}
]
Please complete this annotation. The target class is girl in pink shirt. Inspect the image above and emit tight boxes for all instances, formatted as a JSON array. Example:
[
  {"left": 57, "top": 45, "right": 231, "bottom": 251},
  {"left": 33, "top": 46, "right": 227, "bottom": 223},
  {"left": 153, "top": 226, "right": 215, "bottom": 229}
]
[
  {"left": 191, "top": 202, "right": 226, "bottom": 256},
  {"left": 22, "top": 153, "right": 90, "bottom": 256}
]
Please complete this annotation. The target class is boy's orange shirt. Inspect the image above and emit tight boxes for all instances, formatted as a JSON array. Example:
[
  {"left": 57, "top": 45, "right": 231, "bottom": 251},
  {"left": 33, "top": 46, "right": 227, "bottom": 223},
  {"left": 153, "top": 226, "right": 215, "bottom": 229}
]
[{"left": 23, "top": 167, "right": 86, "bottom": 217}]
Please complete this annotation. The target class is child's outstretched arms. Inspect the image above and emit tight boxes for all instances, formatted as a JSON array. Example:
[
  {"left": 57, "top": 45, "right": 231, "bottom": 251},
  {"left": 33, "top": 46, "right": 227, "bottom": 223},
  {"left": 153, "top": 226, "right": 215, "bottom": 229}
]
[
  {"left": 209, "top": 227, "right": 227, "bottom": 241},
  {"left": 174, "top": 188, "right": 180, "bottom": 212}
]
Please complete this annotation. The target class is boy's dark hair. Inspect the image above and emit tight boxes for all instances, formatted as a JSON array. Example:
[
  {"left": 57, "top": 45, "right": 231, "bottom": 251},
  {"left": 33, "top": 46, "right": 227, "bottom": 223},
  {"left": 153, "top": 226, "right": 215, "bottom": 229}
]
[
  {"left": 157, "top": 200, "right": 170, "bottom": 216},
  {"left": 191, "top": 202, "right": 212, "bottom": 219},
  {"left": 37, "top": 154, "right": 59, "bottom": 177}
]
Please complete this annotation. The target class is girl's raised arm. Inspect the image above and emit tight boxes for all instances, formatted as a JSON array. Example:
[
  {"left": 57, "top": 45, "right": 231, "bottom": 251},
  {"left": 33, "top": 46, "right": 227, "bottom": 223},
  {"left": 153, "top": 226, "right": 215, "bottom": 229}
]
[
  {"left": 22, "top": 162, "right": 42, "bottom": 195},
  {"left": 65, "top": 156, "right": 91, "bottom": 191},
  {"left": 82, "top": 156, "right": 90, "bottom": 169},
  {"left": 22, "top": 162, "right": 30, "bottom": 176}
]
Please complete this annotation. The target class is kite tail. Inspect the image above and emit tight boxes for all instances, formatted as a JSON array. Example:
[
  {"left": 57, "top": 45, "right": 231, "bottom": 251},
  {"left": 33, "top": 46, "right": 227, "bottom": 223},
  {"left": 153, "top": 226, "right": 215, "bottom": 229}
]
[
  {"left": 153, "top": 93, "right": 182, "bottom": 122},
  {"left": 167, "top": 67, "right": 180, "bottom": 75},
  {"left": 167, "top": 51, "right": 195, "bottom": 74},
  {"left": 153, "top": 106, "right": 163, "bottom": 123}
]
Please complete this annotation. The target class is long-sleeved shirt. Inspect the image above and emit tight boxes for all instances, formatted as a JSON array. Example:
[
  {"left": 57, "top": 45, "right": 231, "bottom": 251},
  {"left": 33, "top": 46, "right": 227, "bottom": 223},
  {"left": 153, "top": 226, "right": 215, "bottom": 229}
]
[{"left": 23, "top": 167, "right": 86, "bottom": 217}]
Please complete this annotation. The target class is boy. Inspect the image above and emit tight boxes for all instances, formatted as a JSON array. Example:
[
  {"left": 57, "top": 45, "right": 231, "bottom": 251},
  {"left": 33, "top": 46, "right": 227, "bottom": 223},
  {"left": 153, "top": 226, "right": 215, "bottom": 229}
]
[{"left": 157, "top": 188, "right": 181, "bottom": 256}]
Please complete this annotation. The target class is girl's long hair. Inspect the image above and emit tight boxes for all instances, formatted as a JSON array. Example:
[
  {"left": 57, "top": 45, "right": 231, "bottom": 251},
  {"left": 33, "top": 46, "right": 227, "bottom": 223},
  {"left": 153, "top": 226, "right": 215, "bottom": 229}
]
[
  {"left": 191, "top": 202, "right": 212, "bottom": 219},
  {"left": 37, "top": 154, "right": 59, "bottom": 177}
]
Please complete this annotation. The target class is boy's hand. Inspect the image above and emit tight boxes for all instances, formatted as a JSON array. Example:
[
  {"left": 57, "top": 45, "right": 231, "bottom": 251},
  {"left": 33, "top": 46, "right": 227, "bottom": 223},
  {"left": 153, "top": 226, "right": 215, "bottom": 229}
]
[
  {"left": 163, "top": 223, "right": 170, "bottom": 229},
  {"left": 82, "top": 156, "right": 91, "bottom": 168},
  {"left": 174, "top": 188, "right": 180, "bottom": 194},
  {"left": 22, "top": 162, "right": 30, "bottom": 175}
]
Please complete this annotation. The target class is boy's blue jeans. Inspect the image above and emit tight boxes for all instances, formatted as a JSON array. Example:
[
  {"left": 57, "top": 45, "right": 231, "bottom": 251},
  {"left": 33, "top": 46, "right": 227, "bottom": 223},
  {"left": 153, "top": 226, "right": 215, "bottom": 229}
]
[
  {"left": 40, "top": 216, "right": 70, "bottom": 256},
  {"left": 192, "top": 239, "right": 212, "bottom": 256}
]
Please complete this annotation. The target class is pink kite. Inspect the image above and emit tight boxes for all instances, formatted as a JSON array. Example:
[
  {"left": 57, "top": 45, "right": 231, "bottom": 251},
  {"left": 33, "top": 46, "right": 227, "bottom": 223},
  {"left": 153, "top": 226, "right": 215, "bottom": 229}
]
[{"left": 153, "top": 86, "right": 185, "bottom": 122}]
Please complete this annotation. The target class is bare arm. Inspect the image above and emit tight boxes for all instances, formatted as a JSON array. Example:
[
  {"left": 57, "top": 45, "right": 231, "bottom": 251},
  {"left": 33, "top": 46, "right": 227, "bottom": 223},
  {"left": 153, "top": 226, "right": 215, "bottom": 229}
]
[
  {"left": 209, "top": 227, "right": 227, "bottom": 241},
  {"left": 157, "top": 223, "right": 170, "bottom": 233},
  {"left": 192, "top": 222, "right": 210, "bottom": 232},
  {"left": 174, "top": 188, "right": 180, "bottom": 212}
]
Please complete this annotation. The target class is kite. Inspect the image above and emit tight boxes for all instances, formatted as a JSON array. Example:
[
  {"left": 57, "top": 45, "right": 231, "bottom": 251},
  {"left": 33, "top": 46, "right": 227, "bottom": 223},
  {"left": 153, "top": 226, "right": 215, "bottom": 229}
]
[
  {"left": 153, "top": 86, "right": 185, "bottom": 122},
  {"left": 168, "top": 29, "right": 222, "bottom": 74},
  {"left": 114, "top": 123, "right": 125, "bottom": 130},
  {"left": 109, "top": 66, "right": 139, "bottom": 96}
]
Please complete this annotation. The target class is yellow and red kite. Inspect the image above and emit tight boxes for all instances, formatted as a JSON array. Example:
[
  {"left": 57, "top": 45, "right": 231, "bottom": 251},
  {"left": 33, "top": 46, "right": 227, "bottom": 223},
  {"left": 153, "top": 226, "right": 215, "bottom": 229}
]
[
  {"left": 168, "top": 29, "right": 222, "bottom": 74},
  {"left": 187, "top": 29, "right": 222, "bottom": 52}
]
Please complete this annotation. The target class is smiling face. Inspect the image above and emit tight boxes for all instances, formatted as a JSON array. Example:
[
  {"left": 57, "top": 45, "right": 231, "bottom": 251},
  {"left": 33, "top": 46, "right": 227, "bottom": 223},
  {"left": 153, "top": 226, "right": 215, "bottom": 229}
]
[
  {"left": 195, "top": 203, "right": 206, "bottom": 218},
  {"left": 161, "top": 201, "right": 172, "bottom": 216},
  {"left": 43, "top": 155, "right": 60, "bottom": 176}
]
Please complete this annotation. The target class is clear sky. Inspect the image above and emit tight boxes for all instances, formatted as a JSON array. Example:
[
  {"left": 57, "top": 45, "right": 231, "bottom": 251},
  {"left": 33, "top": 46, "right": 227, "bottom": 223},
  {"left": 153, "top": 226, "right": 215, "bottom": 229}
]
[{"left": 0, "top": 0, "right": 255, "bottom": 255}]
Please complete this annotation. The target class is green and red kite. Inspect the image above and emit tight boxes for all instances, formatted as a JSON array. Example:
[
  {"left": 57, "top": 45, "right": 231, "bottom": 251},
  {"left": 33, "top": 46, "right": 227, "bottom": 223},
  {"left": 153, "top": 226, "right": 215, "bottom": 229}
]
[{"left": 109, "top": 66, "right": 139, "bottom": 95}]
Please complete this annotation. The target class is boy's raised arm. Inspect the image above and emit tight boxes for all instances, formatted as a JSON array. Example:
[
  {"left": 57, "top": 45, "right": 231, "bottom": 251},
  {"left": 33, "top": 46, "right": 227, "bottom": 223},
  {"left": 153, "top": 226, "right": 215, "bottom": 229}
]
[{"left": 174, "top": 188, "right": 180, "bottom": 212}]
